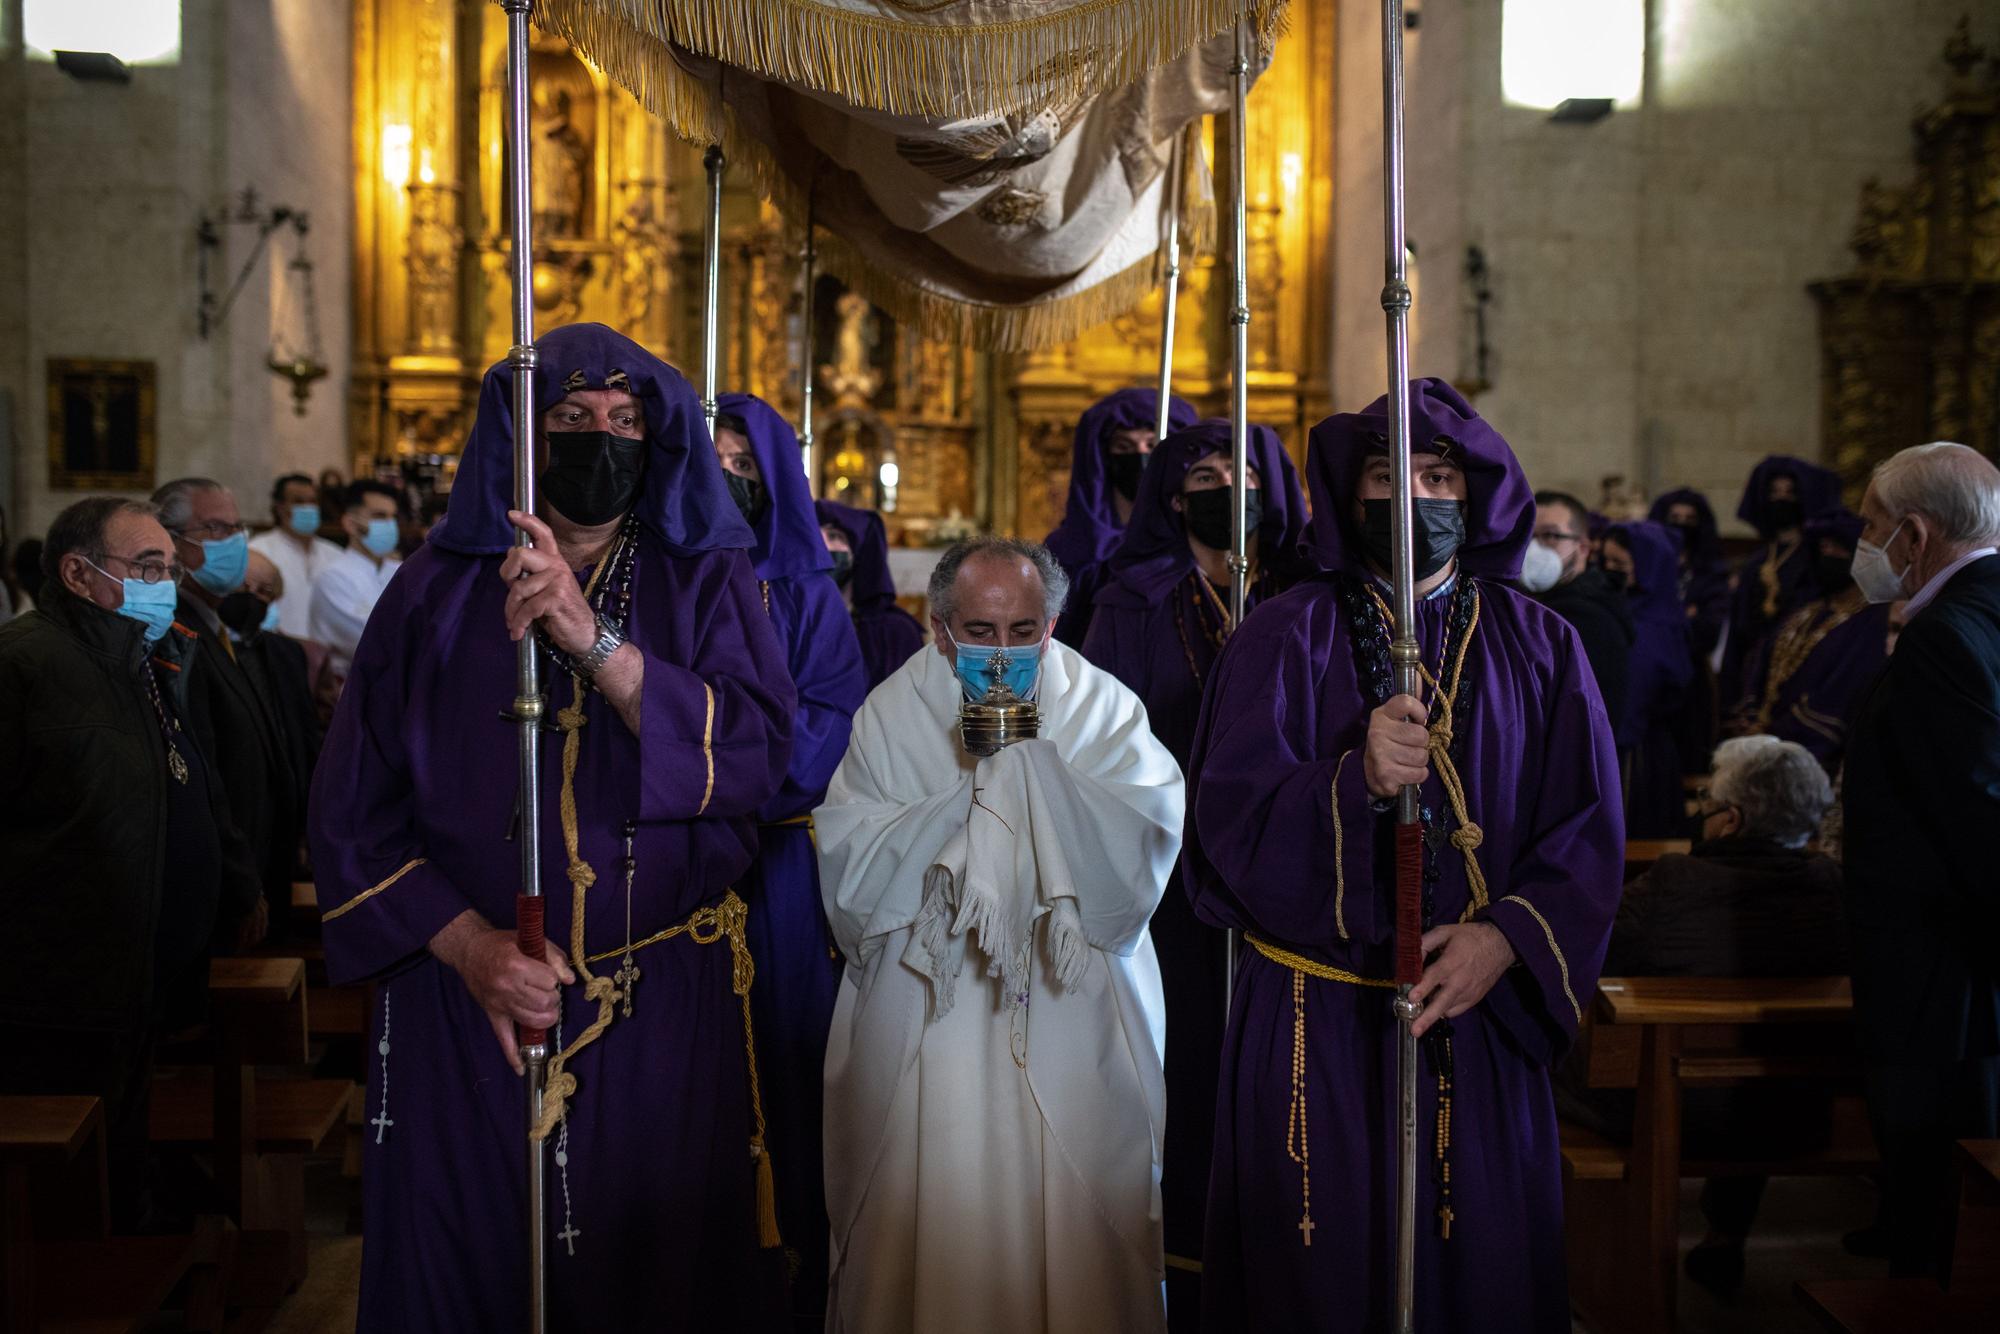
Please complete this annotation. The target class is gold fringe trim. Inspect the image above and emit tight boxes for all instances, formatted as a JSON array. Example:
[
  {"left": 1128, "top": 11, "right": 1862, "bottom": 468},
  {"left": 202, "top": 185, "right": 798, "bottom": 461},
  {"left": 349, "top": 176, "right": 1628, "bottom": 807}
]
[
  {"left": 536, "top": 0, "right": 1290, "bottom": 121},
  {"left": 1331, "top": 750, "right": 1352, "bottom": 941},
  {"left": 321, "top": 858, "right": 427, "bottom": 922},
  {"left": 696, "top": 682, "right": 716, "bottom": 815},
  {"left": 532, "top": 1, "right": 1245, "bottom": 349}
]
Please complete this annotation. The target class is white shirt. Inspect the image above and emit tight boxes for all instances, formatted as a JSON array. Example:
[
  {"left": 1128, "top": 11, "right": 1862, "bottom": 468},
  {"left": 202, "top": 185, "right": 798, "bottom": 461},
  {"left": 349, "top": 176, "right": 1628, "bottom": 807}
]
[
  {"left": 250, "top": 528, "right": 345, "bottom": 639},
  {"left": 309, "top": 546, "right": 400, "bottom": 676},
  {"left": 1903, "top": 546, "right": 2000, "bottom": 620}
]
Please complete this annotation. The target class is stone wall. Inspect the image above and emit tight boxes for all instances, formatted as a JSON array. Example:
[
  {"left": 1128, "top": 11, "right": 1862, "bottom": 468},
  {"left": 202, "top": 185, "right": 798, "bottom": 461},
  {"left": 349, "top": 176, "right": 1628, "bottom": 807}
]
[
  {"left": 1331, "top": 0, "right": 1992, "bottom": 532},
  {"left": 0, "top": 0, "right": 352, "bottom": 538}
]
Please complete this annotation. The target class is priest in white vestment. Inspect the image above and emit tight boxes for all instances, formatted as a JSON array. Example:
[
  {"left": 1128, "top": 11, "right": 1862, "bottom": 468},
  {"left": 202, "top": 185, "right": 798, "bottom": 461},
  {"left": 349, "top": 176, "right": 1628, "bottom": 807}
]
[{"left": 815, "top": 536, "right": 1181, "bottom": 1334}]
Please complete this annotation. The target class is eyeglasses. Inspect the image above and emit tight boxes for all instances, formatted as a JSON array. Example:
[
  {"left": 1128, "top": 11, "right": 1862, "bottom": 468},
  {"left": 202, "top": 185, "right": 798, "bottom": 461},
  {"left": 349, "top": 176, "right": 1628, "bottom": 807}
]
[
  {"left": 173, "top": 520, "right": 248, "bottom": 542},
  {"left": 87, "top": 553, "right": 185, "bottom": 586},
  {"left": 1532, "top": 529, "right": 1582, "bottom": 546}
]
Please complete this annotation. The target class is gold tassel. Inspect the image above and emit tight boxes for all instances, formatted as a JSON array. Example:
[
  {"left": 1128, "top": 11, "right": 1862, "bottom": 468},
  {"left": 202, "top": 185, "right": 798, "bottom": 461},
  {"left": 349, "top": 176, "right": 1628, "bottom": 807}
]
[{"left": 754, "top": 1143, "right": 782, "bottom": 1249}]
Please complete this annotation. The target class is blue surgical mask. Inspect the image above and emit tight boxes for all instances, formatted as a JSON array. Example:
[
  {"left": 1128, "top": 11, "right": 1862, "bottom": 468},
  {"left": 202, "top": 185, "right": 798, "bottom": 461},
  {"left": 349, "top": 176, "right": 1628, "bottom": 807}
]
[
  {"left": 287, "top": 503, "right": 321, "bottom": 536},
  {"left": 947, "top": 631, "right": 1046, "bottom": 702},
  {"left": 261, "top": 600, "right": 282, "bottom": 632},
  {"left": 87, "top": 560, "right": 178, "bottom": 643},
  {"left": 361, "top": 517, "right": 400, "bottom": 557},
  {"left": 189, "top": 531, "right": 248, "bottom": 596}
]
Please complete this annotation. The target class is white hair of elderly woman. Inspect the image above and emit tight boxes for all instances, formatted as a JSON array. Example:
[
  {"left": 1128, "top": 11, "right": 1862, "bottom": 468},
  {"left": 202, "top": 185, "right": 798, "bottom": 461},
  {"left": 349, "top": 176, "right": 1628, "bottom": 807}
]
[
  {"left": 1871, "top": 442, "right": 2000, "bottom": 549},
  {"left": 1707, "top": 735, "right": 1834, "bottom": 849}
]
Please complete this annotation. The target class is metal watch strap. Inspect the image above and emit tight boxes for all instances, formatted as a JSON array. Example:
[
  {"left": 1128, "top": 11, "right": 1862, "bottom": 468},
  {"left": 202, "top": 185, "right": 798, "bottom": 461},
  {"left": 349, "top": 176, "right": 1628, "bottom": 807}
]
[{"left": 576, "top": 615, "right": 626, "bottom": 680}]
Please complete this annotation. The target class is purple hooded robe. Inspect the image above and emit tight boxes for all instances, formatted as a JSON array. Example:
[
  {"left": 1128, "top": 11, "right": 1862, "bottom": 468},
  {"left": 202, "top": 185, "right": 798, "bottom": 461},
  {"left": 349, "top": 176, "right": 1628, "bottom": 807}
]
[
  {"left": 1183, "top": 378, "right": 1624, "bottom": 1332},
  {"left": 310, "top": 325, "right": 797, "bottom": 1333},
  {"left": 814, "top": 497, "right": 925, "bottom": 689},
  {"left": 1044, "top": 388, "right": 1198, "bottom": 648},
  {"left": 1077, "top": 418, "right": 1312, "bottom": 1280},
  {"left": 1730, "top": 510, "right": 1889, "bottom": 770},
  {"left": 1647, "top": 487, "right": 1732, "bottom": 770},
  {"left": 1609, "top": 521, "right": 1694, "bottom": 837},
  {"left": 717, "top": 392, "right": 869, "bottom": 1322},
  {"left": 1720, "top": 455, "right": 1844, "bottom": 705}
]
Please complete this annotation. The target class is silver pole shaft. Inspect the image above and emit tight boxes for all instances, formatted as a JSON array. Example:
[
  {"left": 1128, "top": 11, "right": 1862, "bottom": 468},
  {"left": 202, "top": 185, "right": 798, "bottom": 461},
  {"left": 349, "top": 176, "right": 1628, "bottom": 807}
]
[
  {"left": 799, "top": 210, "right": 817, "bottom": 494},
  {"left": 701, "top": 144, "right": 725, "bottom": 429},
  {"left": 1153, "top": 137, "right": 1182, "bottom": 442},
  {"left": 1220, "top": 21, "right": 1254, "bottom": 1015},
  {"left": 1381, "top": 4, "right": 1421, "bottom": 1333},
  {"left": 500, "top": 5, "right": 546, "bottom": 1333}
]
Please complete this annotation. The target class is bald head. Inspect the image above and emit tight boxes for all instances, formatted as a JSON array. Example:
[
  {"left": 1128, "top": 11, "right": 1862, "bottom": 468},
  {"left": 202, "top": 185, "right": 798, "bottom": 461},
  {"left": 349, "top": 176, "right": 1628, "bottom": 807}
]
[
  {"left": 244, "top": 548, "right": 283, "bottom": 603},
  {"left": 926, "top": 536, "right": 1068, "bottom": 655}
]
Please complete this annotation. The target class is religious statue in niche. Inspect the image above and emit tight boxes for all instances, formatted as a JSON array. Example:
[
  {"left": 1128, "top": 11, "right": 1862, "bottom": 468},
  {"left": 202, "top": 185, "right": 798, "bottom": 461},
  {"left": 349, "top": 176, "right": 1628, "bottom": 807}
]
[
  {"left": 46, "top": 359, "right": 157, "bottom": 491},
  {"left": 823, "top": 291, "right": 886, "bottom": 407},
  {"left": 531, "top": 85, "right": 591, "bottom": 240}
]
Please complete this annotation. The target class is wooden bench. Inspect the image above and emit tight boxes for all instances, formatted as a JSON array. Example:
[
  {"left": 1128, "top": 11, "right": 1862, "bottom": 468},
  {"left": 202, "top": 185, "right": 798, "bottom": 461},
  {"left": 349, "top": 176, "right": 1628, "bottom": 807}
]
[
  {"left": 1623, "top": 839, "right": 1691, "bottom": 880},
  {"left": 149, "top": 958, "right": 350, "bottom": 1309},
  {"left": 1794, "top": 1139, "right": 2000, "bottom": 1332},
  {"left": 1561, "top": 976, "right": 1865, "bottom": 1334},
  {"left": 0, "top": 1096, "right": 229, "bottom": 1334}
]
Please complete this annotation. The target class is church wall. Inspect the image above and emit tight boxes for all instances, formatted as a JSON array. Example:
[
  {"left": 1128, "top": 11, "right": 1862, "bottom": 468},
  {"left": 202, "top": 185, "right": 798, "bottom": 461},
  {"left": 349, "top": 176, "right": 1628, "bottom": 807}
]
[
  {"left": 1332, "top": 0, "right": 1989, "bottom": 533},
  {"left": 0, "top": 0, "right": 352, "bottom": 539}
]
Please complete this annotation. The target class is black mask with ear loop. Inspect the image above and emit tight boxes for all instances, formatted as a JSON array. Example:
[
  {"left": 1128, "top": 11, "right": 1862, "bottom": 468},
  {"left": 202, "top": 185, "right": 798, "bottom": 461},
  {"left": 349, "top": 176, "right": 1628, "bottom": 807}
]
[
  {"left": 1105, "top": 453, "right": 1146, "bottom": 502},
  {"left": 541, "top": 430, "right": 645, "bottom": 526},
  {"left": 1360, "top": 498, "right": 1466, "bottom": 579},
  {"left": 829, "top": 550, "right": 854, "bottom": 588}
]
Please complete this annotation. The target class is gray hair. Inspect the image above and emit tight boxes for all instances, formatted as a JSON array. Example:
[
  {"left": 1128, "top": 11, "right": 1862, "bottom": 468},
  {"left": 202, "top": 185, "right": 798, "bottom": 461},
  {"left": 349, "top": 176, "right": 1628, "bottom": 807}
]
[
  {"left": 150, "top": 477, "right": 227, "bottom": 533},
  {"left": 1708, "top": 735, "right": 1832, "bottom": 848},
  {"left": 42, "top": 497, "right": 159, "bottom": 581},
  {"left": 927, "top": 536, "right": 1070, "bottom": 624},
  {"left": 1870, "top": 442, "right": 2000, "bottom": 548}
]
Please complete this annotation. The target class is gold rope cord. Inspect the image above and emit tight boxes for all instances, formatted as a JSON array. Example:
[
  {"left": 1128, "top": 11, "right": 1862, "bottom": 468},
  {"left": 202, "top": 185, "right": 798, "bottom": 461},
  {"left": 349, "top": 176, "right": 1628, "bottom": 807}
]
[
  {"left": 1362, "top": 584, "right": 1489, "bottom": 919},
  {"left": 1757, "top": 533, "right": 1801, "bottom": 620}
]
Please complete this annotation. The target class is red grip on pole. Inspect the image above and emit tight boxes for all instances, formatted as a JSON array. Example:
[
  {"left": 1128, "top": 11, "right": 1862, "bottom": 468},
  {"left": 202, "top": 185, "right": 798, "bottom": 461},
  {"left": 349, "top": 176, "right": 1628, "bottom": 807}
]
[
  {"left": 1393, "top": 821, "right": 1423, "bottom": 986},
  {"left": 516, "top": 894, "right": 547, "bottom": 1048}
]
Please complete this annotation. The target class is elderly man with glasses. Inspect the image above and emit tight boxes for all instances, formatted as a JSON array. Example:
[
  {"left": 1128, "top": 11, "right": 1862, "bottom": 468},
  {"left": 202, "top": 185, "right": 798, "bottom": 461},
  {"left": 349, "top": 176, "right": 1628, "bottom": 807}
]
[
  {"left": 1527, "top": 488, "right": 1634, "bottom": 744},
  {"left": 0, "top": 496, "right": 262, "bottom": 1229}
]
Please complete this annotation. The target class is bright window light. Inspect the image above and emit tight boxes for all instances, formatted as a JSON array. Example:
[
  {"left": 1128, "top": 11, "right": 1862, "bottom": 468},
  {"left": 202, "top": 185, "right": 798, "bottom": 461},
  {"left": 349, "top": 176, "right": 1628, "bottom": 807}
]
[
  {"left": 25, "top": 0, "right": 182, "bottom": 66},
  {"left": 1502, "top": 0, "right": 1644, "bottom": 110}
]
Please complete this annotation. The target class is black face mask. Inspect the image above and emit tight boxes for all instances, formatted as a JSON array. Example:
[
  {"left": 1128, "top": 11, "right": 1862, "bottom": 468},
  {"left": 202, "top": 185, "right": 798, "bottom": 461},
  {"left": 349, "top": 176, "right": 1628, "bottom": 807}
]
[
  {"left": 1814, "top": 552, "right": 1854, "bottom": 595},
  {"left": 1602, "top": 568, "right": 1631, "bottom": 595},
  {"left": 1361, "top": 497, "right": 1467, "bottom": 580},
  {"left": 217, "top": 590, "right": 271, "bottom": 638},
  {"left": 1105, "top": 453, "right": 1146, "bottom": 503},
  {"left": 541, "top": 430, "right": 644, "bottom": 527},
  {"left": 1669, "top": 520, "right": 1703, "bottom": 554},
  {"left": 1182, "top": 486, "right": 1263, "bottom": 552},
  {"left": 1764, "top": 497, "right": 1804, "bottom": 533},
  {"left": 829, "top": 549, "right": 854, "bottom": 589},
  {"left": 727, "top": 473, "right": 768, "bottom": 526}
]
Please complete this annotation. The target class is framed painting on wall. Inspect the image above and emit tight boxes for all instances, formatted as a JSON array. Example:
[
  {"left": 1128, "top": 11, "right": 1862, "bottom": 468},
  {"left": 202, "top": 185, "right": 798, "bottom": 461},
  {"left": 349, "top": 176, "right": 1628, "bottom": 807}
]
[{"left": 46, "top": 357, "right": 157, "bottom": 491}]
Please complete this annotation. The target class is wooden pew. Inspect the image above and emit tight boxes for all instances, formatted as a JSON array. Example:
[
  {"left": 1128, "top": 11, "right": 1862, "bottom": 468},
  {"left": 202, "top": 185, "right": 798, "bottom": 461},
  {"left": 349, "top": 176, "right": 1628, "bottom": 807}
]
[
  {"left": 1794, "top": 1140, "right": 2000, "bottom": 1332},
  {"left": 149, "top": 958, "right": 349, "bottom": 1311},
  {"left": 0, "top": 1095, "right": 223, "bottom": 1334},
  {"left": 1561, "top": 976, "right": 1865, "bottom": 1334},
  {"left": 1623, "top": 839, "right": 1692, "bottom": 881}
]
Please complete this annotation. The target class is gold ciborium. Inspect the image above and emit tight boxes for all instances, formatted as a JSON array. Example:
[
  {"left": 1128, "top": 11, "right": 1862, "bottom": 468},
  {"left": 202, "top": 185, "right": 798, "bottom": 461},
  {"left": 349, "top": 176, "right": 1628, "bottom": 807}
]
[{"left": 957, "top": 647, "right": 1040, "bottom": 757}]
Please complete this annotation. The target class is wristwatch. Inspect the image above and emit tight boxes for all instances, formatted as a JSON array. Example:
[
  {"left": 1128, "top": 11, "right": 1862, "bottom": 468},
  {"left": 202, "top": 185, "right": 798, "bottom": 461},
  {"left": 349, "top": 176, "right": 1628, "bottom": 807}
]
[{"left": 576, "top": 614, "right": 628, "bottom": 682}]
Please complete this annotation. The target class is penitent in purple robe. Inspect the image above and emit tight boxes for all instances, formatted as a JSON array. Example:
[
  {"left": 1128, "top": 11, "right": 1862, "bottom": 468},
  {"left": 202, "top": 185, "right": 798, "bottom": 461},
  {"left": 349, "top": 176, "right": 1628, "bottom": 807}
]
[
  {"left": 1078, "top": 418, "right": 1312, "bottom": 1280},
  {"left": 1730, "top": 512, "right": 1888, "bottom": 771},
  {"left": 1611, "top": 520, "right": 1694, "bottom": 837},
  {"left": 1719, "top": 455, "right": 1844, "bottom": 705},
  {"left": 815, "top": 498, "right": 925, "bottom": 689},
  {"left": 1184, "top": 378, "right": 1624, "bottom": 1332},
  {"left": 311, "top": 326, "right": 796, "bottom": 1333},
  {"left": 718, "top": 392, "right": 868, "bottom": 1322},
  {"left": 1045, "top": 388, "right": 1197, "bottom": 648}
]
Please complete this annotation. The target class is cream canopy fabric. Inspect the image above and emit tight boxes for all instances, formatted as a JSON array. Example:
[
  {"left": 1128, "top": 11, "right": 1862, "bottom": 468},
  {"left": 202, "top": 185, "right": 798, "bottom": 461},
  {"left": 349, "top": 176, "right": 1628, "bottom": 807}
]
[{"left": 534, "top": 0, "right": 1288, "bottom": 349}]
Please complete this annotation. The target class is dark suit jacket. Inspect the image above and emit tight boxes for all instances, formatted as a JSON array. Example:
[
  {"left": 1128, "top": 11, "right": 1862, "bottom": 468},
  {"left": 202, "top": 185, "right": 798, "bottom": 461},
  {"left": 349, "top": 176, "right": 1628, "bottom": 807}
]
[
  {"left": 1536, "top": 568, "right": 1635, "bottom": 734},
  {"left": 1843, "top": 552, "right": 2000, "bottom": 1064},
  {"left": 172, "top": 597, "right": 298, "bottom": 907}
]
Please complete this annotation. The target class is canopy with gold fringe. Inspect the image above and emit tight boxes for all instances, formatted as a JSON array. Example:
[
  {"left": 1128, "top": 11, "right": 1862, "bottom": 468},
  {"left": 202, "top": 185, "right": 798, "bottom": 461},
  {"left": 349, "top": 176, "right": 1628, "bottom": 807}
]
[{"left": 533, "top": 0, "right": 1290, "bottom": 350}]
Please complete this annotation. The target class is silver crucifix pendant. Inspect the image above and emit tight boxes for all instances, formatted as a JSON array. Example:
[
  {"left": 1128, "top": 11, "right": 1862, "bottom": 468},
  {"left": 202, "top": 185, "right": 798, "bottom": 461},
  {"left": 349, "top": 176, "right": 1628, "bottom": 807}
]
[{"left": 614, "top": 954, "right": 640, "bottom": 1017}]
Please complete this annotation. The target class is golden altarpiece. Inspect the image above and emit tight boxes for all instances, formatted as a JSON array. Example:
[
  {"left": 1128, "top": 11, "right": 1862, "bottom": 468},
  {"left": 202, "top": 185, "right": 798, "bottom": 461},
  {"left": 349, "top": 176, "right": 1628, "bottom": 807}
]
[
  {"left": 1811, "top": 19, "right": 2000, "bottom": 498},
  {"left": 349, "top": 1, "right": 1336, "bottom": 541}
]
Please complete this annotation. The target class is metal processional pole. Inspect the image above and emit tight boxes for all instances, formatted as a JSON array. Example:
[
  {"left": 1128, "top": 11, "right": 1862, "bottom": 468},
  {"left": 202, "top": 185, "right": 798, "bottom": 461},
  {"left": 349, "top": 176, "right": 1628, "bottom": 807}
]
[
  {"left": 1153, "top": 137, "right": 1182, "bottom": 441},
  {"left": 1221, "top": 18, "right": 1253, "bottom": 1012},
  {"left": 499, "top": 4, "right": 547, "bottom": 1332},
  {"left": 1380, "top": 3, "right": 1424, "bottom": 1333},
  {"left": 701, "top": 143, "right": 726, "bottom": 430},
  {"left": 799, "top": 198, "right": 818, "bottom": 493}
]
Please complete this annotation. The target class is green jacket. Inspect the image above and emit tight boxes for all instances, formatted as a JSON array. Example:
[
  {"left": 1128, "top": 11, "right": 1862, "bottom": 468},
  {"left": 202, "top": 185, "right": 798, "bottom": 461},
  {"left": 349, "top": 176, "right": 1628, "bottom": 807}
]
[{"left": 0, "top": 592, "right": 260, "bottom": 1032}]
